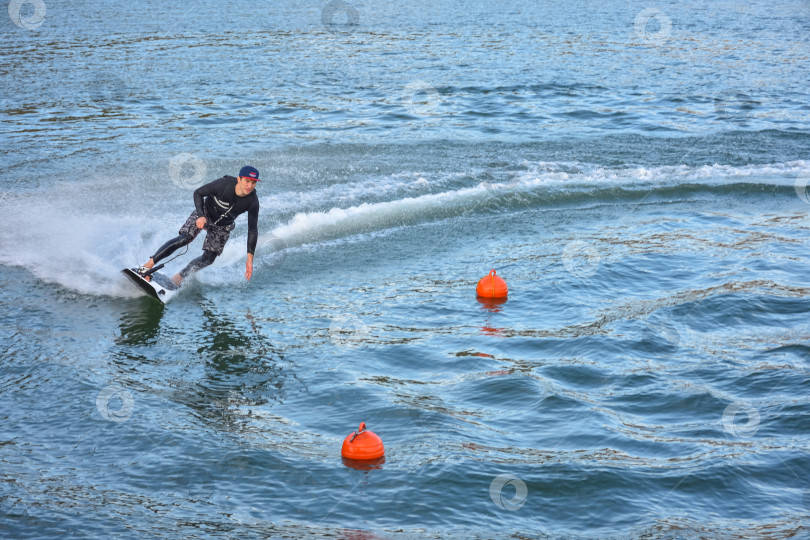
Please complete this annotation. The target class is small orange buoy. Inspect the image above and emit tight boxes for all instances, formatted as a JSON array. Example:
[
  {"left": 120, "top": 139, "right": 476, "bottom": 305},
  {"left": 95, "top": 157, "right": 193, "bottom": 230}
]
[
  {"left": 476, "top": 269, "right": 508, "bottom": 299},
  {"left": 341, "top": 422, "right": 385, "bottom": 461}
]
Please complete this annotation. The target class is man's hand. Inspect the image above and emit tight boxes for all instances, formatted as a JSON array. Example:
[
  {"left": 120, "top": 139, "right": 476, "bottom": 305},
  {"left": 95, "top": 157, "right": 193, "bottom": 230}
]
[
  {"left": 195, "top": 216, "right": 207, "bottom": 229},
  {"left": 245, "top": 253, "right": 254, "bottom": 281}
]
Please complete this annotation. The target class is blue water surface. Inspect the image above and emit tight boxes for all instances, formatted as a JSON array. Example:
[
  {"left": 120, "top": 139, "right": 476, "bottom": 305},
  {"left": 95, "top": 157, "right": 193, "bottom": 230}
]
[{"left": 1, "top": 1, "right": 809, "bottom": 538}]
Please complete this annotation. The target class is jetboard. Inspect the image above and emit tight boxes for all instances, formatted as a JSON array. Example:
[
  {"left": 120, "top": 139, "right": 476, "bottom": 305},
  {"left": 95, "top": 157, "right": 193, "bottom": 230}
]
[{"left": 121, "top": 268, "right": 180, "bottom": 304}]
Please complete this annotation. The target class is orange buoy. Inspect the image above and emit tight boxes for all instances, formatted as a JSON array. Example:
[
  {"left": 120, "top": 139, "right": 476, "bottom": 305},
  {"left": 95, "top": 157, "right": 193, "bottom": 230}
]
[
  {"left": 341, "top": 422, "right": 385, "bottom": 461},
  {"left": 476, "top": 269, "right": 508, "bottom": 299}
]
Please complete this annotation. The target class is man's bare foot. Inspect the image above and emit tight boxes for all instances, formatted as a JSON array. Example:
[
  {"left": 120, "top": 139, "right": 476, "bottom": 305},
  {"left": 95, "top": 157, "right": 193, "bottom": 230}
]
[
  {"left": 139, "top": 259, "right": 155, "bottom": 282},
  {"left": 171, "top": 274, "right": 183, "bottom": 287},
  {"left": 136, "top": 265, "right": 152, "bottom": 282}
]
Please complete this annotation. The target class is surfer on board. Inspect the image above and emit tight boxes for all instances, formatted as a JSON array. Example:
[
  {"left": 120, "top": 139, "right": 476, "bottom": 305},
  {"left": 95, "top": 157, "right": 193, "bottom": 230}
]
[{"left": 137, "top": 166, "right": 261, "bottom": 286}]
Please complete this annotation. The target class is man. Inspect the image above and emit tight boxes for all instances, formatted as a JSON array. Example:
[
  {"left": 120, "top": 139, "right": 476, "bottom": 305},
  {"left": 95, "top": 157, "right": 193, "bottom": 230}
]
[{"left": 138, "top": 166, "right": 260, "bottom": 286}]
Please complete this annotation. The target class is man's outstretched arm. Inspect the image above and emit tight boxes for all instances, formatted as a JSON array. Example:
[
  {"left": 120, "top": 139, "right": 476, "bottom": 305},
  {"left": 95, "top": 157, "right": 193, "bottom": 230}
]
[{"left": 245, "top": 199, "right": 259, "bottom": 281}]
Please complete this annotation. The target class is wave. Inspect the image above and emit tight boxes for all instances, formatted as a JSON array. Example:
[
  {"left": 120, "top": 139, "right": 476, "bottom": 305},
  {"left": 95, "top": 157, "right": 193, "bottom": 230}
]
[
  {"left": 220, "top": 159, "right": 809, "bottom": 262},
  {"left": 2, "top": 159, "right": 807, "bottom": 296}
]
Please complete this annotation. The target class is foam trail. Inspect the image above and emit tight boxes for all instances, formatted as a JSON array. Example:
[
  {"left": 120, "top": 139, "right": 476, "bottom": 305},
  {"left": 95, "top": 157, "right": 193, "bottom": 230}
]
[
  {"left": 3, "top": 160, "right": 808, "bottom": 295},
  {"left": 0, "top": 189, "right": 190, "bottom": 296},
  {"left": 221, "top": 159, "right": 810, "bottom": 267},
  {"left": 216, "top": 182, "right": 496, "bottom": 267}
]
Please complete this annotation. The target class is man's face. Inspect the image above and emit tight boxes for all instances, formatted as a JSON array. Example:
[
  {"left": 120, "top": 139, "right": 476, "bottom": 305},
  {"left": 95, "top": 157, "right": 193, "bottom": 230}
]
[{"left": 238, "top": 176, "right": 258, "bottom": 194}]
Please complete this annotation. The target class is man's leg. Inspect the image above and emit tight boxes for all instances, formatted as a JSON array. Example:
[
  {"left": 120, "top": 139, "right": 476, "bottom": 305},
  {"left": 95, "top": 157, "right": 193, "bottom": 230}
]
[
  {"left": 173, "top": 250, "right": 218, "bottom": 286},
  {"left": 140, "top": 211, "right": 202, "bottom": 278},
  {"left": 170, "top": 221, "right": 234, "bottom": 285},
  {"left": 139, "top": 234, "right": 195, "bottom": 281},
  {"left": 143, "top": 234, "right": 195, "bottom": 269}
]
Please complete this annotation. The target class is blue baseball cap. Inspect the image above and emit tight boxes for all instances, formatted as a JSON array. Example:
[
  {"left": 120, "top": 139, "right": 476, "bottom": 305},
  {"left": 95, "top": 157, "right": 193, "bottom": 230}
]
[{"left": 239, "top": 166, "right": 260, "bottom": 181}]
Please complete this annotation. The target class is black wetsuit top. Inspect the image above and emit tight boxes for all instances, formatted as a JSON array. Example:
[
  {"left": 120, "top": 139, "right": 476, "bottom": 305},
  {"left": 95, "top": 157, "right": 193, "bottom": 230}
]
[{"left": 193, "top": 176, "right": 260, "bottom": 254}]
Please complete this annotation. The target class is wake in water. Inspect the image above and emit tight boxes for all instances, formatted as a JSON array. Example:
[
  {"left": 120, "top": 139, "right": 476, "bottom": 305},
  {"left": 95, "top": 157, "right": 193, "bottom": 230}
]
[
  {"left": 229, "top": 158, "right": 810, "bottom": 259},
  {"left": 1, "top": 159, "right": 807, "bottom": 297}
]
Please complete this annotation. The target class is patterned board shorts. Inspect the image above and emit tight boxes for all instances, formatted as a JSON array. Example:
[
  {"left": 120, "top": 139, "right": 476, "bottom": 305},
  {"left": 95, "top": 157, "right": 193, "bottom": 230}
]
[{"left": 178, "top": 211, "right": 235, "bottom": 256}]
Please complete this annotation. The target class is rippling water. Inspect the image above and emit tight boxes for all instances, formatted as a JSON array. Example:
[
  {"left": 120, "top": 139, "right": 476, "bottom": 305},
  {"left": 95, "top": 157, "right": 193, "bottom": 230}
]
[{"left": 2, "top": 1, "right": 810, "bottom": 538}]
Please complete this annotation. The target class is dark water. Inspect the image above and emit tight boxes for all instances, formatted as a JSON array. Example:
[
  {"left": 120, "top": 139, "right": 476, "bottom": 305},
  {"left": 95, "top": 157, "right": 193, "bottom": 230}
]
[{"left": 2, "top": 1, "right": 810, "bottom": 538}]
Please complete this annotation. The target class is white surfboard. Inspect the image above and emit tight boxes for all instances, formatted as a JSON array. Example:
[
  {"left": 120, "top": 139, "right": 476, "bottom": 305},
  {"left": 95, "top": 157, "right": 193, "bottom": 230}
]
[{"left": 121, "top": 268, "right": 181, "bottom": 304}]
